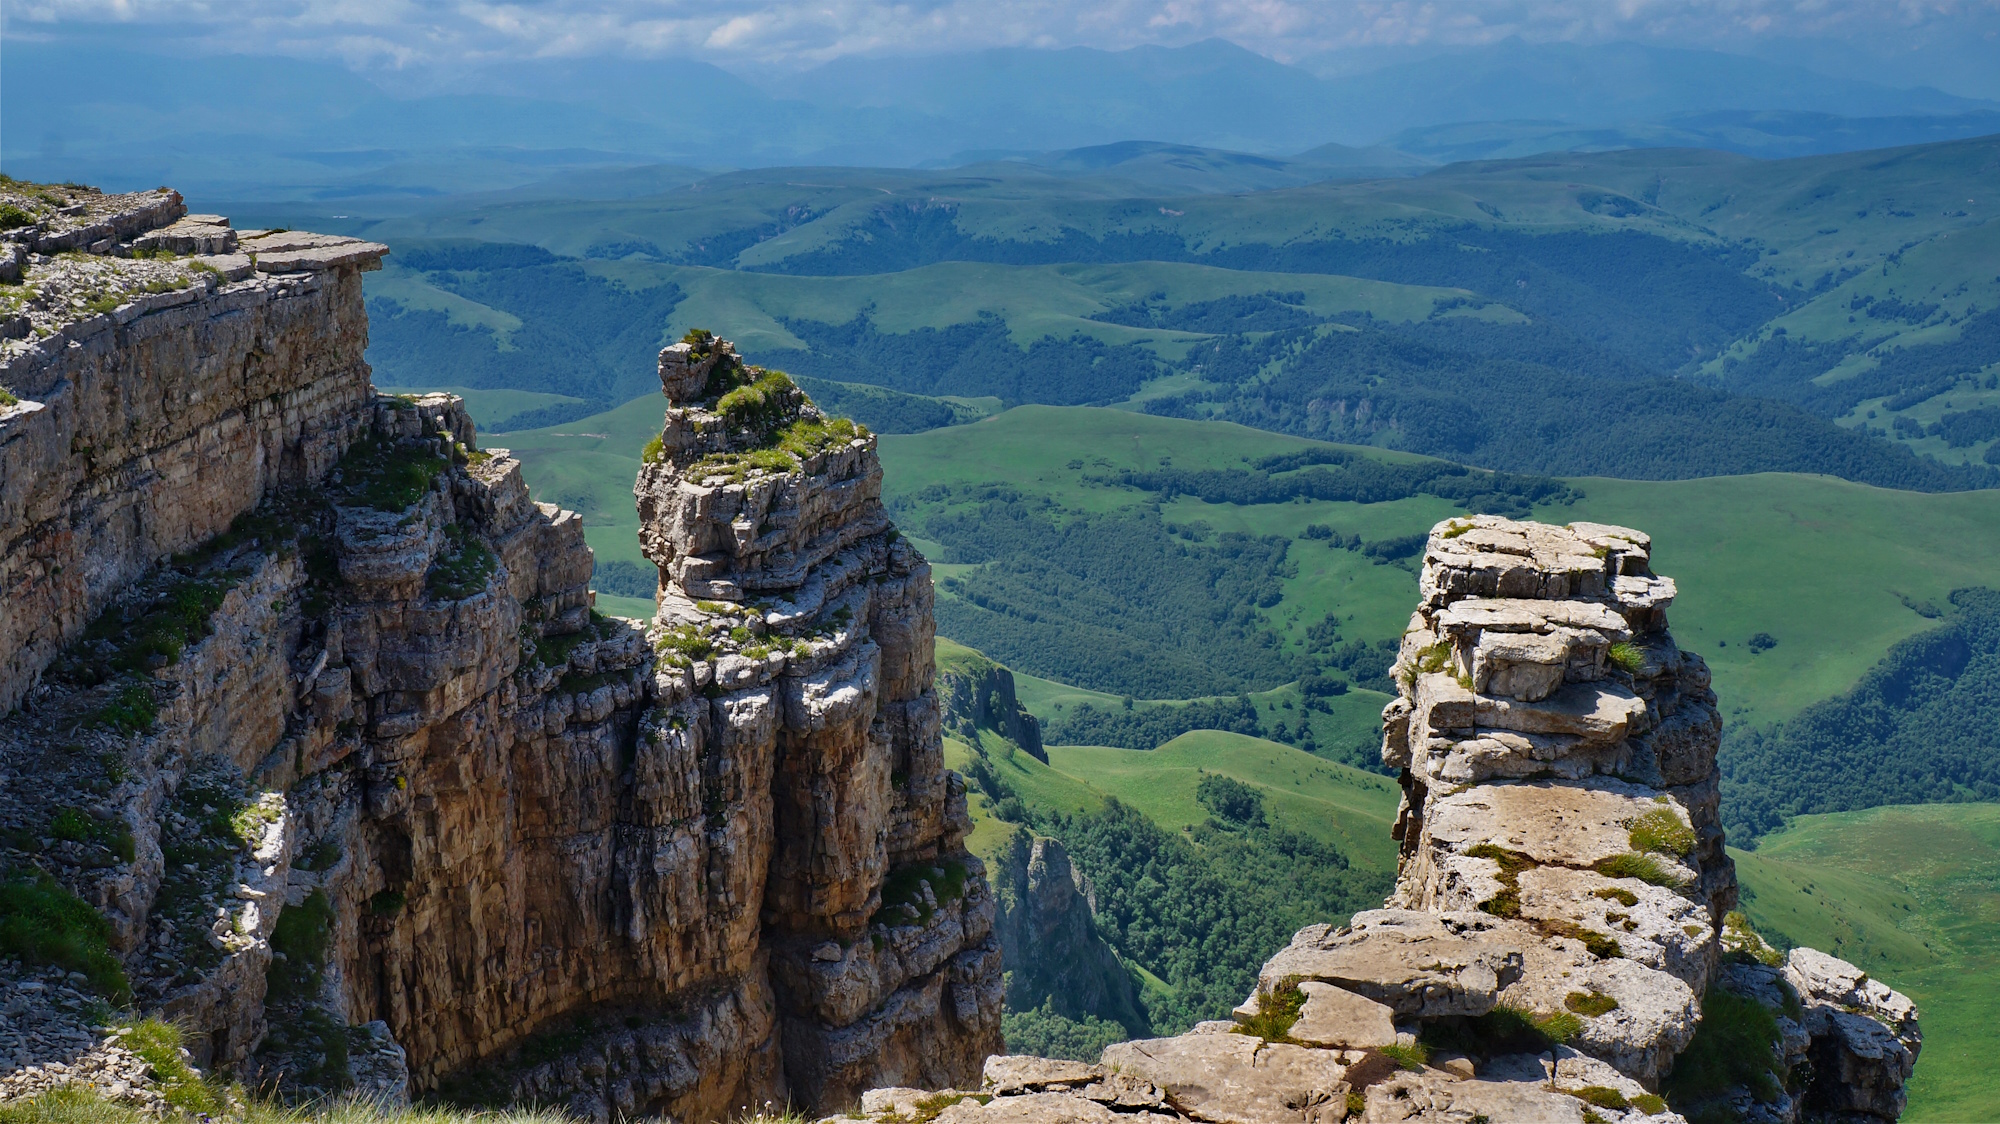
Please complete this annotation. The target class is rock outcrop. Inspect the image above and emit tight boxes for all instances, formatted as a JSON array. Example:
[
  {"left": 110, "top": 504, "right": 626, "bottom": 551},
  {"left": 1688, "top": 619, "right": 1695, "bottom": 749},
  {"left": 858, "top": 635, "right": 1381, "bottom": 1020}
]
[
  {"left": 937, "top": 646, "right": 1044, "bottom": 762},
  {"left": 0, "top": 189, "right": 997, "bottom": 1120},
  {"left": 840, "top": 516, "right": 1921, "bottom": 1123},
  {"left": 990, "top": 831, "right": 1145, "bottom": 1040}
]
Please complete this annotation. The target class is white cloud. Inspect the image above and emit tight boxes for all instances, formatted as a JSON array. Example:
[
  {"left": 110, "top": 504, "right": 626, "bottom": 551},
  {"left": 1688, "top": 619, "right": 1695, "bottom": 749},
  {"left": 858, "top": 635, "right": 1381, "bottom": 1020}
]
[{"left": 6, "top": 0, "right": 1998, "bottom": 74}]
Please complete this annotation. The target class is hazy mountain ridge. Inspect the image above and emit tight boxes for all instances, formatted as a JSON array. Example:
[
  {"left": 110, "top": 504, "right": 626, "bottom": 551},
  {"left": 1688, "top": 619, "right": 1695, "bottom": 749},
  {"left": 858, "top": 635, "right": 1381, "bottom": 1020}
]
[{"left": 9, "top": 38, "right": 1997, "bottom": 200}]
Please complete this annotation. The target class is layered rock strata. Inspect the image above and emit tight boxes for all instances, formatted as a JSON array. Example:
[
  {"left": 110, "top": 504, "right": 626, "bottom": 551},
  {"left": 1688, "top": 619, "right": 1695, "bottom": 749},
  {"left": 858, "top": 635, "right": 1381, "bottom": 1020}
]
[
  {"left": 634, "top": 333, "right": 1004, "bottom": 1107},
  {"left": 0, "top": 182, "right": 385, "bottom": 715},
  {"left": 842, "top": 516, "right": 1921, "bottom": 1124},
  {"left": 0, "top": 188, "right": 998, "bottom": 1121}
]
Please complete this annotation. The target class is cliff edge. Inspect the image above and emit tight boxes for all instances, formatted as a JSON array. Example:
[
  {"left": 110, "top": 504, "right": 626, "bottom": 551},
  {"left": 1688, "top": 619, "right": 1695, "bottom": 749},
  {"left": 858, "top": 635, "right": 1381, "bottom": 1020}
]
[
  {"left": 0, "top": 183, "right": 998, "bottom": 1120},
  {"left": 843, "top": 517, "right": 1920, "bottom": 1124}
]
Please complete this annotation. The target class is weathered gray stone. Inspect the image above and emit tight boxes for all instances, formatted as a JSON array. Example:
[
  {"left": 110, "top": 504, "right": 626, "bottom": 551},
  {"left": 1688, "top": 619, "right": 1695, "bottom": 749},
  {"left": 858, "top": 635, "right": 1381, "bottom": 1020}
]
[
  {"left": 1287, "top": 982, "right": 1398, "bottom": 1049},
  {"left": 1101, "top": 1034, "right": 1350, "bottom": 1124},
  {"left": 1258, "top": 911, "right": 1524, "bottom": 1018}
]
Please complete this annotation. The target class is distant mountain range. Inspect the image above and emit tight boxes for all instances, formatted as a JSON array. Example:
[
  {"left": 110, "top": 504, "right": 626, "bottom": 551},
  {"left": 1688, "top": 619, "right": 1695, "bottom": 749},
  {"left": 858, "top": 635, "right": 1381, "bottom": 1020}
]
[{"left": 5, "top": 37, "right": 1996, "bottom": 200}]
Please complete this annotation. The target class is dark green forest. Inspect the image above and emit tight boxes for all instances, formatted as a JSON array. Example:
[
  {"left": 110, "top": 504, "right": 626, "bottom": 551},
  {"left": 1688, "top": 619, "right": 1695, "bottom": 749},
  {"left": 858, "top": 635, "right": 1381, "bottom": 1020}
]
[
  {"left": 1043, "top": 697, "right": 1264, "bottom": 750},
  {"left": 920, "top": 490, "right": 1300, "bottom": 698},
  {"left": 769, "top": 313, "right": 1164, "bottom": 405},
  {"left": 367, "top": 240, "right": 684, "bottom": 415},
  {"left": 1047, "top": 797, "right": 1386, "bottom": 1034},
  {"left": 1108, "top": 444, "right": 1576, "bottom": 516},
  {"left": 1144, "top": 321, "right": 1996, "bottom": 490},
  {"left": 752, "top": 213, "right": 1775, "bottom": 372},
  {"left": 1722, "top": 587, "right": 2000, "bottom": 843},
  {"left": 960, "top": 756, "right": 1389, "bottom": 1039},
  {"left": 1724, "top": 308, "right": 2000, "bottom": 420}
]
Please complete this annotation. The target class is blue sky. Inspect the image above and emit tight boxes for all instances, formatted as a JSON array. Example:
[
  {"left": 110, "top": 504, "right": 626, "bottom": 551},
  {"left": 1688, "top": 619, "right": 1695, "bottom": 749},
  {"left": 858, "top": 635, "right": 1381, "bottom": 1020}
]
[{"left": 6, "top": 0, "right": 1999, "bottom": 96}]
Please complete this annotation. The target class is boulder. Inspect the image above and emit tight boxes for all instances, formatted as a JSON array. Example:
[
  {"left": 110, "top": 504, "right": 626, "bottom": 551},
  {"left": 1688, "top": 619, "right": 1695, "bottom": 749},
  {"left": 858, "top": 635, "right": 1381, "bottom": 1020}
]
[{"left": 1258, "top": 912, "right": 1524, "bottom": 1018}]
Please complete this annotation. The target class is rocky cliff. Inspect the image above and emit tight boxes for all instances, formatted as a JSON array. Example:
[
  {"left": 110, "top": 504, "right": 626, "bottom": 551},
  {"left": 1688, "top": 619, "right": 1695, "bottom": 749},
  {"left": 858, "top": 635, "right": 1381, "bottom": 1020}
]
[
  {"left": 936, "top": 645, "right": 1044, "bottom": 763},
  {"left": 0, "top": 185, "right": 998, "bottom": 1119},
  {"left": 843, "top": 517, "right": 1921, "bottom": 1124}
]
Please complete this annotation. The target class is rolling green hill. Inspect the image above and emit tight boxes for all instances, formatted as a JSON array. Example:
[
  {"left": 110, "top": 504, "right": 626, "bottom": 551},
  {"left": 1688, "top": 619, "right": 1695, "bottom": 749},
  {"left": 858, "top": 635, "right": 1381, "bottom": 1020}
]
[
  {"left": 879, "top": 405, "right": 2000, "bottom": 731},
  {"left": 497, "top": 392, "right": 2000, "bottom": 734},
  {"left": 349, "top": 136, "right": 2000, "bottom": 488},
  {"left": 1048, "top": 732, "right": 1399, "bottom": 875},
  {"left": 1733, "top": 803, "right": 2000, "bottom": 1123}
]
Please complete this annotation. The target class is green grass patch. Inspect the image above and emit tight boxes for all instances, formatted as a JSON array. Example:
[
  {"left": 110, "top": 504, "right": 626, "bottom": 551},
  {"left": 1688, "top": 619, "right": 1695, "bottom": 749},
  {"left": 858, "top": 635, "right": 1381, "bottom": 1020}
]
[
  {"left": 267, "top": 889, "right": 335, "bottom": 1002},
  {"left": 1732, "top": 802, "right": 2000, "bottom": 1121},
  {"left": 1378, "top": 1042, "right": 1429, "bottom": 1071},
  {"left": 336, "top": 436, "right": 446, "bottom": 511},
  {"left": 120, "top": 1017, "right": 221, "bottom": 1115},
  {"left": 870, "top": 860, "right": 968, "bottom": 928},
  {"left": 1662, "top": 986, "right": 1785, "bottom": 1108},
  {"left": 1564, "top": 990, "right": 1619, "bottom": 1017},
  {"left": 47, "top": 806, "right": 134, "bottom": 862},
  {"left": 1232, "top": 978, "right": 1306, "bottom": 1042},
  {"left": 1464, "top": 843, "right": 1535, "bottom": 918},
  {"left": 1047, "top": 731, "right": 1400, "bottom": 874},
  {"left": 1570, "top": 1086, "right": 1629, "bottom": 1111},
  {"left": 0, "top": 868, "right": 130, "bottom": 1001},
  {"left": 714, "top": 368, "right": 798, "bottom": 429},
  {"left": 1594, "top": 852, "right": 1687, "bottom": 888},
  {"left": 427, "top": 523, "right": 497, "bottom": 600},
  {"left": 1629, "top": 807, "right": 1697, "bottom": 858}
]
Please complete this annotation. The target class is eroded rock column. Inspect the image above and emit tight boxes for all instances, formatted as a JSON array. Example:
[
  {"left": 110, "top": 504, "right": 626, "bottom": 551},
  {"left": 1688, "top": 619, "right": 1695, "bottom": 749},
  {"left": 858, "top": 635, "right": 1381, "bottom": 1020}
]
[{"left": 635, "top": 335, "right": 1004, "bottom": 1110}]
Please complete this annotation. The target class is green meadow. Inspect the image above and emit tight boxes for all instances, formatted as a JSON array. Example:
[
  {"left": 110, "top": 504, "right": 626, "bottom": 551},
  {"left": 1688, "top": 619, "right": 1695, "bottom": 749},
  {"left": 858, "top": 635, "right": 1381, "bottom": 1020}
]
[
  {"left": 1734, "top": 803, "right": 2000, "bottom": 1123},
  {"left": 492, "top": 392, "right": 2000, "bottom": 725}
]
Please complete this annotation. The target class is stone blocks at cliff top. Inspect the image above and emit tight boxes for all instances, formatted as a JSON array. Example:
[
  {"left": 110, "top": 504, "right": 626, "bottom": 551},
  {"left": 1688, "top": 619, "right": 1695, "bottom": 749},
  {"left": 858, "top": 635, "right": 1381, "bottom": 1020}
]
[{"left": 835, "top": 514, "right": 1923, "bottom": 1124}]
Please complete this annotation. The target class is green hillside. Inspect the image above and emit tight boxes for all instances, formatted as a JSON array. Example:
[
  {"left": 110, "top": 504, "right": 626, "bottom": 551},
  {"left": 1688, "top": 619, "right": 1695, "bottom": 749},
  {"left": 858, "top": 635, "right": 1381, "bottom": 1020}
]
[
  {"left": 943, "top": 713, "right": 1393, "bottom": 1037},
  {"left": 1049, "top": 732, "right": 1400, "bottom": 874},
  {"left": 494, "top": 393, "right": 2000, "bottom": 733},
  {"left": 1734, "top": 803, "right": 2000, "bottom": 1123},
  {"left": 355, "top": 137, "right": 2000, "bottom": 489},
  {"left": 880, "top": 405, "right": 2000, "bottom": 731}
]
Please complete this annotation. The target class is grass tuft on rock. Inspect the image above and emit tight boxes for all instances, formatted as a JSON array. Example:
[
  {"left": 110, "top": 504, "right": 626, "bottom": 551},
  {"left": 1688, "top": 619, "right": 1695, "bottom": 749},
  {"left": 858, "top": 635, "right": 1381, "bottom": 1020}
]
[
  {"left": 336, "top": 437, "right": 445, "bottom": 511},
  {"left": 1594, "top": 851, "right": 1687, "bottom": 888},
  {"left": 0, "top": 868, "right": 130, "bottom": 1001},
  {"left": 1464, "top": 843, "right": 1535, "bottom": 918},
  {"left": 1233, "top": 978, "right": 1307, "bottom": 1042},
  {"left": 1628, "top": 807, "right": 1696, "bottom": 858},
  {"left": 120, "top": 1017, "right": 221, "bottom": 1115},
  {"left": 1663, "top": 985, "right": 1786, "bottom": 1108},
  {"left": 1570, "top": 1086, "right": 1629, "bottom": 1110},
  {"left": 426, "top": 523, "right": 497, "bottom": 600},
  {"left": 1565, "top": 990, "right": 1620, "bottom": 1017}
]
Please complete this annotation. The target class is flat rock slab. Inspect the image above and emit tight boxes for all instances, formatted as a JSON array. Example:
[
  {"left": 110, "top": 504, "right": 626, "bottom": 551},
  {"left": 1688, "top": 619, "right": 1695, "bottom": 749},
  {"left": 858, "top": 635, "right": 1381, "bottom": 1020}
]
[
  {"left": 1359, "top": 1070, "right": 1590, "bottom": 1123},
  {"left": 1258, "top": 911, "right": 1525, "bottom": 1018},
  {"left": 985, "top": 1056, "right": 1103, "bottom": 1095},
  {"left": 1499, "top": 941, "right": 1699, "bottom": 1086},
  {"left": 1423, "top": 780, "right": 1696, "bottom": 876},
  {"left": 1474, "top": 680, "right": 1647, "bottom": 741},
  {"left": 933, "top": 1092, "right": 1175, "bottom": 1124},
  {"left": 1289, "top": 982, "right": 1397, "bottom": 1049},
  {"left": 1436, "top": 597, "right": 1632, "bottom": 638},
  {"left": 1101, "top": 1034, "right": 1349, "bottom": 1124},
  {"left": 1515, "top": 866, "right": 1714, "bottom": 992}
]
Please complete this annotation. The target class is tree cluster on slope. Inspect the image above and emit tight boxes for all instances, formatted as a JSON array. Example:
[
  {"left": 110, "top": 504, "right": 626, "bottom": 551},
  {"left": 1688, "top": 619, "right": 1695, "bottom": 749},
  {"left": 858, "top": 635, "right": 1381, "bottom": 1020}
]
[{"left": 1722, "top": 586, "right": 2000, "bottom": 843}]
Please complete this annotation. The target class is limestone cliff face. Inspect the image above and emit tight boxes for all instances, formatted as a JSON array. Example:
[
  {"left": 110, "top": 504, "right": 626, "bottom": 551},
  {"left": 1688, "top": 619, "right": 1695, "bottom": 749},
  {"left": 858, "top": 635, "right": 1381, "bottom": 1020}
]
[
  {"left": 840, "top": 517, "right": 1922, "bottom": 1124},
  {"left": 633, "top": 335, "right": 1004, "bottom": 1106},
  {"left": 938, "top": 653, "right": 1044, "bottom": 763},
  {"left": 0, "top": 191, "right": 998, "bottom": 1120},
  {"left": 991, "top": 832, "right": 1143, "bottom": 1037}
]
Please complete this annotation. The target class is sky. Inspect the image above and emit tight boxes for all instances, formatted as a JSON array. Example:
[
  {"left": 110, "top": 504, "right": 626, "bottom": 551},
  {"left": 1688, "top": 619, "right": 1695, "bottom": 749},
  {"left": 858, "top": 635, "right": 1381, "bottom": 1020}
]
[{"left": 6, "top": 0, "right": 1999, "bottom": 93}]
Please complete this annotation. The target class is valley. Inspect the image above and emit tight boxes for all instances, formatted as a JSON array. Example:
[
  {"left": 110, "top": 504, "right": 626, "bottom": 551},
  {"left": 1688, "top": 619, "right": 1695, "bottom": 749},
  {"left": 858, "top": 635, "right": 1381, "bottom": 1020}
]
[{"left": 5, "top": 95, "right": 2000, "bottom": 1120}]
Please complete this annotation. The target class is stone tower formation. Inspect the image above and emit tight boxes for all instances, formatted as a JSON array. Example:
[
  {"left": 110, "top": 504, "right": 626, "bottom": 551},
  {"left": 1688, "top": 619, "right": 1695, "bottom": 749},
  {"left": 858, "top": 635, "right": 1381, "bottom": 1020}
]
[
  {"left": 841, "top": 518, "right": 1922, "bottom": 1124},
  {"left": 0, "top": 186, "right": 996, "bottom": 1117}
]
